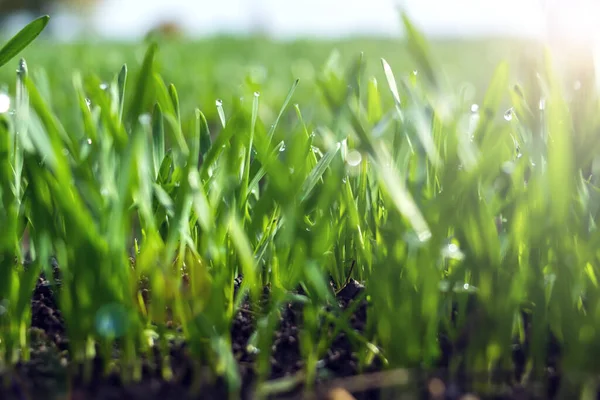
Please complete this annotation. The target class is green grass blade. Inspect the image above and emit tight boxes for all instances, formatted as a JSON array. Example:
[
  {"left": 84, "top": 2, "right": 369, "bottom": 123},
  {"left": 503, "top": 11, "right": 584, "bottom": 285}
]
[
  {"left": 126, "top": 42, "right": 158, "bottom": 129},
  {"left": 0, "top": 15, "right": 49, "bottom": 68}
]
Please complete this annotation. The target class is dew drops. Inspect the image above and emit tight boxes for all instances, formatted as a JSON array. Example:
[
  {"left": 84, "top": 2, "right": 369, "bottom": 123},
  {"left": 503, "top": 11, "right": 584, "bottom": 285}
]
[
  {"left": 470, "top": 103, "right": 479, "bottom": 113},
  {"left": 85, "top": 98, "right": 92, "bottom": 110},
  {"left": 441, "top": 243, "right": 465, "bottom": 261},
  {"left": 100, "top": 83, "right": 109, "bottom": 90},
  {"left": 418, "top": 230, "right": 432, "bottom": 243},
  {"left": 95, "top": 303, "right": 129, "bottom": 339},
  {"left": 502, "top": 161, "right": 515, "bottom": 174},
  {"left": 138, "top": 113, "right": 151, "bottom": 125},
  {"left": 246, "top": 344, "right": 260, "bottom": 355},
  {"left": 0, "top": 299, "right": 8, "bottom": 316},
  {"left": 17, "top": 59, "right": 27, "bottom": 78},
  {"left": 539, "top": 98, "right": 546, "bottom": 111},
  {"left": 87, "top": 138, "right": 92, "bottom": 145},
  {"left": 188, "top": 170, "right": 200, "bottom": 189},
  {"left": 215, "top": 99, "right": 223, "bottom": 107},
  {"left": 254, "top": 91, "right": 260, "bottom": 98},
  {"left": 346, "top": 149, "right": 363, "bottom": 167},
  {"left": 504, "top": 108, "right": 514, "bottom": 121},
  {"left": 279, "top": 142, "right": 286, "bottom": 152},
  {"left": 62, "top": 148, "right": 69, "bottom": 156},
  {"left": 0, "top": 93, "right": 10, "bottom": 113}
]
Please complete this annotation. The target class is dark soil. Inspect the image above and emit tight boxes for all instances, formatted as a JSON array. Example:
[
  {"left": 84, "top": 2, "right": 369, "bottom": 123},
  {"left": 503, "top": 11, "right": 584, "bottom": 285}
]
[{"left": 0, "top": 257, "right": 590, "bottom": 400}]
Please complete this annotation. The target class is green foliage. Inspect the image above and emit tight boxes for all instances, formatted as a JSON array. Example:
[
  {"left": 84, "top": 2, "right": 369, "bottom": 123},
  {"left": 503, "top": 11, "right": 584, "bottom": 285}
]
[{"left": 1, "top": 12, "right": 600, "bottom": 399}]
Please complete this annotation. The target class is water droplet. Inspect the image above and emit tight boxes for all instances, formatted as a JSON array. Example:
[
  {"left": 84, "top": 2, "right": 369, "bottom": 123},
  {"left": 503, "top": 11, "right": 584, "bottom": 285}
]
[
  {"left": 441, "top": 243, "right": 464, "bottom": 261},
  {"left": 0, "top": 299, "right": 8, "bottom": 316},
  {"left": 62, "top": 148, "right": 69, "bottom": 156},
  {"left": 87, "top": 138, "right": 92, "bottom": 145},
  {"left": 100, "top": 83, "right": 109, "bottom": 90},
  {"left": 0, "top": 93, "right": 11, "bottom": 113},
  {"left": 346, "top": 150, "right": 363, "bottom": 167},
  {"left": 187, "top": 170, "right": 200, "bottom": 189},
  {"left": 412, "top": 70, "right": 418, "bottom": 76},
  {"left": 95, "top": 303, "right": 129, "bottom": 339},
  {"left": 246, "top": 344, "right": 260, "bottom": 355},
  {"left": 139, "top": 113, "right": 151, "bottom": 125},
  {"left": 504, "top": 108, "right": 513, "bottom": 121},
  {"left": 438, "top": 281, "right": 450, "bottom": 292},
  {"left": 289, "top": 167, "right": 295, "bottom": 174},
  {"left": 502, "top": 161, "right": 515, "bottom": 174},
  {"left": 279, "top": 142, "right": 286, "bottom": 152},
  {"left": 470, "top": 104, "right": 479, "bottom": 113},
  {"left": 539, "top": 98, "right": 546, "bottom": 111},
  {"left": 17, "top": 59, "right": 27, "bottom": 78},
  {"left": 254, "top": 91, "right": 260, "bottom": 97},
  {"left": 418, "top": 230, "right": 432, "bottom": 243},
  {"left": 215, "top": 99, "right": 223, "bottom": 107}
]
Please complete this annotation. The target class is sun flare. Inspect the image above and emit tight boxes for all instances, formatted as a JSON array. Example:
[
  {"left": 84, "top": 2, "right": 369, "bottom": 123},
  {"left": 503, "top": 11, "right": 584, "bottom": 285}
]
[{"left": 544, "top": 0, "right": 600, "bottom": 46}]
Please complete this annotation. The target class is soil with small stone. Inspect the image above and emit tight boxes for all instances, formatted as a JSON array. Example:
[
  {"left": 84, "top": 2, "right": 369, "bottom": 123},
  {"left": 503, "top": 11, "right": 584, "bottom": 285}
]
[{"left": 0, "top": 258, "right": 585, "bottom": 400}]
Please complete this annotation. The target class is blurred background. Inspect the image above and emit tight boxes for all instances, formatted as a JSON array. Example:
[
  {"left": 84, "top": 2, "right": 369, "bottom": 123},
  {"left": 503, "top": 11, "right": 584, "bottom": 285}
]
[
  {"left": 0, "top": 0, "right": 590, "bottom": 41},
  {"left": 0, "top": 0, "right": 597, "bottom": 135}
]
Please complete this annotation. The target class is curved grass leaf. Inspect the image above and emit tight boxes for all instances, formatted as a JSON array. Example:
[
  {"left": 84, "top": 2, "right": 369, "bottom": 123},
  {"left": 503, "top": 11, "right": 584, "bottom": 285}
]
[
  {"left": 126, "top": 42, "right": 158, "bottom": 129},
  {"left": 0, "top": 15, "right": 49, "bottom": 69}
]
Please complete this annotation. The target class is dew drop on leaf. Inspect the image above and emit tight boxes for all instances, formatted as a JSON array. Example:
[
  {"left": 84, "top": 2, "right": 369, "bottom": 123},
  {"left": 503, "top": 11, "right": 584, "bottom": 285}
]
[
  {"left": 441, "top": 243, "right": 464, "bottom": 260},
  {"left": 346, "top": 150, "right": 363, "bottom": 167},
  {"left": 95, "top": 303, "right": 129, "bottom": 339},
  {"left": 139, "top": 113, "right": 151, "bottom": 125}
]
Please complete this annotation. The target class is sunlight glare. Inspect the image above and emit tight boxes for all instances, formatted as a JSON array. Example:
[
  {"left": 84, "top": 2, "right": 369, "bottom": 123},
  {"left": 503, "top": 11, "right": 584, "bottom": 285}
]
[{"left": 545, "top": 0, "right": 600, "bottom": 45}]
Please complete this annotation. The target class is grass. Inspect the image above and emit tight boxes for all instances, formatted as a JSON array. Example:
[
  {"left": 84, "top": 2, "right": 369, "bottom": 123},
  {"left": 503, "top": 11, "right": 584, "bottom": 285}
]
[{"left": 1, "top": 12, "right": 600, "bottom": 399}]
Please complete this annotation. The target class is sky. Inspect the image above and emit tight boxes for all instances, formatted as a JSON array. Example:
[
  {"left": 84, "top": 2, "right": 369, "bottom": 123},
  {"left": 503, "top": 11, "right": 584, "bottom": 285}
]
[
  {"left": 6, "top": 0, "right": 593, "bottom": 45},
  {"left": 84, "top": 0, "right": 548, "bottom": 40}
]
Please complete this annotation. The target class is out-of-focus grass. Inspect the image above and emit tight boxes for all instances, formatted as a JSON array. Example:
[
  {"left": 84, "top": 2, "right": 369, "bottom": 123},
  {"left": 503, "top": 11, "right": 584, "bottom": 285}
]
[
  {"left": 0, "top": 35, "right": 533, "bottom": 134},
  {"left": 2, "top": 12, "right": 600, "bottom": 400}
]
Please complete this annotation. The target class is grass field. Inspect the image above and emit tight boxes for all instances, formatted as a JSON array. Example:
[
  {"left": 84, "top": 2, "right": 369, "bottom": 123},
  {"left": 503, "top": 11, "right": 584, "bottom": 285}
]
[
  {"left": 0, "top": 34, "right": 535, "bottom": 132},
  {"left": 1, "top": 14, "right": 599, "bottom": 399}
]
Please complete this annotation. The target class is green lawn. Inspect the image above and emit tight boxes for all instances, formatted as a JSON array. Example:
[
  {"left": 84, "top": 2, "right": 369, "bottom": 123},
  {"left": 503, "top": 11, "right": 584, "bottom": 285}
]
[{"left": 1, "top": 14, "right": 599, "bottom": 399}]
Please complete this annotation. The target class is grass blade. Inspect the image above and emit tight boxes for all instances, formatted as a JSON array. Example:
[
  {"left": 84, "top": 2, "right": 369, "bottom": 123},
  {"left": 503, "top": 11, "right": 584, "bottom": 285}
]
[{"left": 0, "top": 15, "right": 49, "bottom": 68}]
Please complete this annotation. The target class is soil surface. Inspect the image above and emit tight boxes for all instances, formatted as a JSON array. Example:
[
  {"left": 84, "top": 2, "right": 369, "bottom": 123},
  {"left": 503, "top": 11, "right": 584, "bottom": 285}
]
[{"left": 0, "top": 257, "right": 587, "bottom": 400}]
